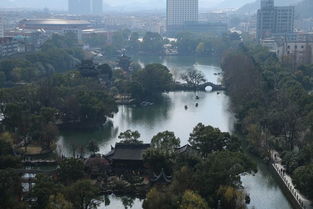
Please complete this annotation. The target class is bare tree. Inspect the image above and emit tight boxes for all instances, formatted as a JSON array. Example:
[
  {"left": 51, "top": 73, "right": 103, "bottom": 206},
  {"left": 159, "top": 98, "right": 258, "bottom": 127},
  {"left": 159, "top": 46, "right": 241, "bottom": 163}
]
[{"left": 181, "top": 69, "right": 206, "bottom": 88}]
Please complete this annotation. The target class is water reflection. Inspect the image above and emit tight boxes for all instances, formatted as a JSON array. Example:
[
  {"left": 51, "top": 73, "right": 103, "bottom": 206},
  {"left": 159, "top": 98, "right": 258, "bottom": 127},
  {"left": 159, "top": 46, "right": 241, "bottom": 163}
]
[
  {"left": 98, "top": 195, "right": 143, "bottom": 209},
  {"left": 242, "top": 159, "right": 293, "bottom": 209},
  {"left": 57, "top": 90, "right": 234, "bottom": 156},
  {"left": 57, "top": 59, "right": 228, "bottom": 156},
  {"left": 56, "top": 56, "right": 293, "bottom": 209}
]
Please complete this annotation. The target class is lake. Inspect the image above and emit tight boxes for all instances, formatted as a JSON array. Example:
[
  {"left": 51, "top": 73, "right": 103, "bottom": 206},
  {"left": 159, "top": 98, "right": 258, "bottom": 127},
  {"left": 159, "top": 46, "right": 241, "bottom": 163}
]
[{"left": 57, "top": 56, "right": 293, "bottom": 209}]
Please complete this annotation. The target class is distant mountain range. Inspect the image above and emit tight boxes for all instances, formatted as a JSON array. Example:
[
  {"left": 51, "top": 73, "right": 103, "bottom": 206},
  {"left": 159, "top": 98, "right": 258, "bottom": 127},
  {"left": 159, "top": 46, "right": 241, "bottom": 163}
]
[
  {"left": 236, "top": 0, "right": 308, "bottom": 16},
  {"left": 0, "top": 0, "right": 257, "bottom": 11},
  {"left": 216, "top": 0, "right": 255, "bottom": 9},
  {"left": 1, "top": 0, "right": 310, "bottom": 17},
  {"left": 295, "top": 0, "right": 313, "bottom": 18}
]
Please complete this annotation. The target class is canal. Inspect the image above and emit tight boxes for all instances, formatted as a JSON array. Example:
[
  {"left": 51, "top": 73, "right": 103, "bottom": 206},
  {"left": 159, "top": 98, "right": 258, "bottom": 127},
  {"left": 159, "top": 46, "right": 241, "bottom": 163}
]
[{"left": 57, "top": 56, "right": 293, "bottom": 209}]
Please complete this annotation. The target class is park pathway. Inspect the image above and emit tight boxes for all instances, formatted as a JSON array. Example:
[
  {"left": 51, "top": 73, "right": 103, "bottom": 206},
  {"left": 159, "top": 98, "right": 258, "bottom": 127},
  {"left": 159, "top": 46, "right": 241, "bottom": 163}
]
[{"left": 271, "top": 150, "right": 312, "bottom": 209}]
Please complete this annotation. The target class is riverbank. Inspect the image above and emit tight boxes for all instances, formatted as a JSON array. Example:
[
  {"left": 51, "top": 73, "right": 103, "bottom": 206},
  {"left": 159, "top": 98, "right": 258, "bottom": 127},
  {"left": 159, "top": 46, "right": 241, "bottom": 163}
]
[
  {"left": 270, "top": 151, "right": 312, "bottom": 209},
  {"left": 56, "top": 57, "right": 295, "bottom": 209}
]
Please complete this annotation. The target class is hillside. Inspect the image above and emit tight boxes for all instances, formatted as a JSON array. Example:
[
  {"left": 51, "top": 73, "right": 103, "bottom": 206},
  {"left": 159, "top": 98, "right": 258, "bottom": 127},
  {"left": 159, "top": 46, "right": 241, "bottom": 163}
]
[
  {"left": 237, "top": 0, "right": 302, "bottom": 14},
  {"left": 216, "top": 0, "right": 254, "bottom": 9},
  {"left": 295, "top": 0, "right": 313, "bottom": 18}
]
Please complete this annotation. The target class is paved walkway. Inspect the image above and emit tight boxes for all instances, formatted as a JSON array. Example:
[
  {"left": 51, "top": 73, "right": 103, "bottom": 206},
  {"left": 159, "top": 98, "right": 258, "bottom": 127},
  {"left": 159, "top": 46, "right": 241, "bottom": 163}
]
[{"left": 271, "top": 150, "right": 312, "bottom": 209}]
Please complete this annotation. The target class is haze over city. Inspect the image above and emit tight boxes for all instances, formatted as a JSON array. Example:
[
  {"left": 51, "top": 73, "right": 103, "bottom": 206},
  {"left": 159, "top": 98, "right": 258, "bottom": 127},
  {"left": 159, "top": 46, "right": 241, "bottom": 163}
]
[
  {"left": 0, "top": 0, "right": 313, "bottom": 209},
  {"left": 0, "top": 0, "right": 270, "bottom": 10}
]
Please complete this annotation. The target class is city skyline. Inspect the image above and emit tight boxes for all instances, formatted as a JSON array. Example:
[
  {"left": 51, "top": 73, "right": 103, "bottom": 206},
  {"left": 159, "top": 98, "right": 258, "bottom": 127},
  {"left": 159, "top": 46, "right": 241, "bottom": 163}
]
[
  {"left": 257, "top": 0, "right": 295, "bottom": 40},
  {"left": 0, "top": 0, "right": 257, "bottom": 11},
  {"left": 68, "top": 0, "right": 103, "bottom": 15},
  {"left": 166, "top": 0, "right": 199, "bottom": 32}
]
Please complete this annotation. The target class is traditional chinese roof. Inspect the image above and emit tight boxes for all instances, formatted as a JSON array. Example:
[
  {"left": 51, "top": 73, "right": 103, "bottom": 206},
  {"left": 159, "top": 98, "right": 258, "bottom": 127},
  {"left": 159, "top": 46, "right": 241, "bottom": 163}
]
[
  {"left": 85, "top": 157, "right": 110, "bottom": 168},
  {"left": 175, "top": 144, "right": 198, "bottom": 154},
  {"left": 151, "top": 168, "right": 172, "bottom": 183},
  {"left": 106, "top": 143, "right": 151, "bottom": 161}
]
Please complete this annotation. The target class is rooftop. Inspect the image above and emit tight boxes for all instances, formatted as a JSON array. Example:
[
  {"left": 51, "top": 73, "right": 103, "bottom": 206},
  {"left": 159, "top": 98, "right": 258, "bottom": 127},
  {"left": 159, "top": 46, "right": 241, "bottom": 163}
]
[
  {"left": 19, "top": 19, "right": 90, "bottom": 26},
  {"left": 106, "top": 143, "right": 151, "bottom": 161}
]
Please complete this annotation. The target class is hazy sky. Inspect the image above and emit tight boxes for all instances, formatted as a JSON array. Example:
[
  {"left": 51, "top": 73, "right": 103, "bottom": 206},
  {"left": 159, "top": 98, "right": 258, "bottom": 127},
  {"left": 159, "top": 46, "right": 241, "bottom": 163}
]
[{"left": 0, "top": 0, "right": 254, "bottom": 10}]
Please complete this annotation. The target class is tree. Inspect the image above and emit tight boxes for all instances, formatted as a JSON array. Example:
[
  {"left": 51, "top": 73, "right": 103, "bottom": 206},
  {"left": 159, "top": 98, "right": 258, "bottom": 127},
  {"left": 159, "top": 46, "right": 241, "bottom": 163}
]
[
  {"left": 46, "top": 194, "right": 73, "bottom": 209},
  {"left": 127, "top": 32, "right": 141, "bottom": 53},
  {"left": 151, "top": 131, "right": 180, "bottom": 153},
  {"left": 118, "top": 55, "right": 132, "bottom": 71},
  {"left": 58, "top": 159, "right": 85, "bottom": 185},
  {"left": 193, "top": 151, "right": 256, "bottom": 199},
  {"left": 97, "top": 64, "right": 113, "bottom": 81},
  {"left": 40, "top": 123, "right": 59, "bottom": 150},
  {"left": 79, "top": 60, "right": 98, "bottom": 77},
  {"left": 180, "top": 190, "right": 209, "bottom": 209},
  {"left": 176, "top": 33, "right": 199, "bottom": 55},
  {"left": 189, "top": 123, "right": 240, "bottom": 156},
  {"left": 181, "top": 70, "right": 206, "bottom": 88},
  {"left": 217, "top": 186, "right": 246, "bottom": 209},
  {"left": 134, "top": 64, "right": 173, "bottom": 98},
  {"left": 142, "top": 32, "right": 164, "bottom": 55},
  {"left": 0, "top": 134, "right": 21, "bottom": 169},
  {"left": 87, "top": 141, "right": 99, "bottom": 155},
  {"left": 31, "top": 174, "right": 64, "bottom": 209},
  {"left": 292, "top": 164, "right": 313, "bottom": 199},
  {"left": 121, "top": 196, "right": 135, "bottom": 209},
  {"left": 143, "top": 148, "right": 173, "bottom": 174},
  {"left": 143, "top": 187, "right": 177, "bottom": 209},
  {"left": 65, "top": 179, "right": 101, "bottom": 209},
  {"left": 0, "top": 71, "right": 6, "bottom": 87},
  {"left": 0, "top": 169, "right": 24, "bottom": 209},
  {"left": 118, "top": 130, "right": 142, "bottom": 144}
]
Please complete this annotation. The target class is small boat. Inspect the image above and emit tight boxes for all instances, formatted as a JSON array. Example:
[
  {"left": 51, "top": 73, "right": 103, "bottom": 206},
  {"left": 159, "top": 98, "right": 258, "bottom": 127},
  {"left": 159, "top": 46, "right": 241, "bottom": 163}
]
[
  {"left": 195, "top": 103, "right": 199, "bottom": 107},
  {"left": 217, "top": 92, "right": 220, "bottom": 95},
  {"left": 184, "top": 105, "right": 188, "bottom": 110},
  {"left": 195, "top": 96, "right": 199, "bottom": 100}
]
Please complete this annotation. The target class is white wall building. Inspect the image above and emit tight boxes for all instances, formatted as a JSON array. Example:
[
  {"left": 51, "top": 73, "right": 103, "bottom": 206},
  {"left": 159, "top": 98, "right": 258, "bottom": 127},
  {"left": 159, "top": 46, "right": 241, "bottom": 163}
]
[
  {"left": 92, "top": 0, "right": 103, "bottom": 15},
  {"left": 166, "top": 0, "right": 198, "bottom": 32},
  {"left": 261, "top": 33, "right": 313, "bottom": 66},
  {"left": 0, "top": 17, "right": 4, "bottom": 38},
  {"left": 277, "top": 41, "right": 313, "bottom": 66},
  {"left": 257, "top": 0, "right": 294, "bottom": 40}
]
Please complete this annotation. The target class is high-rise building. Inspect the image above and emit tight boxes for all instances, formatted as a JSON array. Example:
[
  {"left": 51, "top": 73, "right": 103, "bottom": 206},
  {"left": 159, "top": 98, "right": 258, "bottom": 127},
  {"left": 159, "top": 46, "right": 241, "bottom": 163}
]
[
  {"left": 166, "top": 0, "right": 198, "bottom": 32},
  {"left": 0, "top": 17, "right": 4, "bottom": 38},
  {"left": 80, "top": 0, "right": 91, "bottom": 15},
  {"left": 261, "top": 0, "right": 274, "bottom": 9},
  {"left": 257, "top": 0, "right": 294, "bottom": 40},
  {"left": 68, "top": 0, "right": 81, "bottom": 14},
  {"left": 68, "top": 0, "right": 91, "bottom": 15},
  {"left": 92, "top": 0, "right": 103, "bottom": 15}
]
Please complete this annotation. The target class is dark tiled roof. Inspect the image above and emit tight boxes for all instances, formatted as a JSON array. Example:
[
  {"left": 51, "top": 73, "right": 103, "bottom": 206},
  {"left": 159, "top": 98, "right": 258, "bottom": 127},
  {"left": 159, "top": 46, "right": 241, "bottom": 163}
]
[
  {"left": 85, "top": 157, "right": 110, "bottom": 167},
  {"left": 107, "top": 143, "right": 150, "bottom": 161},
  {"left": 175, "top": 144, "right": 197, "bottom": 154}
]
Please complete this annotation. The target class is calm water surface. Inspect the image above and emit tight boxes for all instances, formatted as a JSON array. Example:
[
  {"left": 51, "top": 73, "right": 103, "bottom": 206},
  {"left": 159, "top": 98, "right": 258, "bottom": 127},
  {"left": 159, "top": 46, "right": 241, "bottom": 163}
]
[{"left": 57, "top": 56, "right": 293, "bottom": 209}]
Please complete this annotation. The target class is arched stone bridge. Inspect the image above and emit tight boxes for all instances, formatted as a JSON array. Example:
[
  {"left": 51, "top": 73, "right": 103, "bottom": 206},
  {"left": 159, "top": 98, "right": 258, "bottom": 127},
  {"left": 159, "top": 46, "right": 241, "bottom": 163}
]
[
  {"left": 172, "top": 82, "right": 226, "bottom": 92},
  {"left": 198, "top": 82, "right": 226, "bottom": 91}
]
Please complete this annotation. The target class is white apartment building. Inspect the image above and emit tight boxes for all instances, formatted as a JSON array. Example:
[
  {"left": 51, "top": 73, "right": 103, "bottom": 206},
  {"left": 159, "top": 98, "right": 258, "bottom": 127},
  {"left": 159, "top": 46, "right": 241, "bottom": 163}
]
[
  {"left": 0, "top": 17, "right": 4, "bottom": 38},
  {"left": 257, "top": 0, "right": 294, "bottom": 40},
  {"left": 261, "top": 33, "right": 313, "bottom": 66},
  {"left": 277, "top": 41, "right": 313, "bottom": 66},
  {"left": 166, "top": 0, "right": 198, "bottom": 32}
]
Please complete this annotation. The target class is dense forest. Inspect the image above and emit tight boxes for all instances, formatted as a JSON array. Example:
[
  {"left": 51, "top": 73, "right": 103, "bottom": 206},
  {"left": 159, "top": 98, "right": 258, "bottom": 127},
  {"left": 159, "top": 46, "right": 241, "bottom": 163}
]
[
  {"left": 222, "top": 41, "right": 313, "bottom": 199},
  {"left": 1, "top": 29, "right": 313, "bottom": 209}
]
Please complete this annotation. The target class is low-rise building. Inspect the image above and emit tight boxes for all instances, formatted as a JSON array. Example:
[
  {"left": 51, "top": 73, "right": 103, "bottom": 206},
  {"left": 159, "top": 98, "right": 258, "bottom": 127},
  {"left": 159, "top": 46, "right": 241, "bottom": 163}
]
[
  {"left": 261, "top": 32, "right": 313, "bottom": 66},
  {"left": 0, "top": 37, "right": 18, "bottom": 57},
  {"left": 105, "top": 143, "right": 151, "bottom": 169},
  {"left": 277, "top": 41, "right": 313, "bottom": 66},
  {"left": 168, "top": 22, "right": 228, "bottom": 34},
  {"left": 18, "top": 19, "right": 91, "bottom": 41}
]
